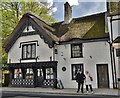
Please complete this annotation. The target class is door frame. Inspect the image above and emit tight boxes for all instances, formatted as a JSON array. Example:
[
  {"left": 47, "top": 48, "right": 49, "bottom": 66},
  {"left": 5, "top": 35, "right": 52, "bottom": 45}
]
[{"left": 96, "top": 64, "right": 109, "bottom": 88}]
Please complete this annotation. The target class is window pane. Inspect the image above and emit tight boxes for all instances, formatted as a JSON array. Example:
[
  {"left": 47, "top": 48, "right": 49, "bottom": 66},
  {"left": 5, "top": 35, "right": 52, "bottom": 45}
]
[
  {"left": 14, "top": 68, "right": 22, "bottom": 79},
  {"left": 45, "top": 68, "right": 53, "bottom": 79},
  {"left": 71, "top": 44, "right": 83, "bottom": 58},
  {"left": 27, "top": 45, "right": 31, "bottom": 58},
  {"left": 23, "top": 45, "right": 26, "bottom": 59},
  {"left": 37, "top": 69, "right": 43, "bottom": 77},
  {"left": 26, "top": 68, "right": 33, "bottom": 79},
  {"left": 22, "top": 43, "right": 36, "bottom": 59},
  {"left": 32, "top": 44, "right": 36, "bottom": 58},
  {"left": 72, "top": 64, "right": 83, "bottom": 80}
]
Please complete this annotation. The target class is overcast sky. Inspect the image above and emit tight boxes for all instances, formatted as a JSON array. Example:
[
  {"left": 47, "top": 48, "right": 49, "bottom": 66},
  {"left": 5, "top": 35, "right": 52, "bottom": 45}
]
[{"left": 45, "top": 0, "right": 107, "bottom": 21}]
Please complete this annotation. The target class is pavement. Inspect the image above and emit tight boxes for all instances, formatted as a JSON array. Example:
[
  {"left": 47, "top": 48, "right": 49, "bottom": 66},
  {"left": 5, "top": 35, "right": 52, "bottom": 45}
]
[{"left": 1, "top": 87, "right": 120, "bottom": 97}]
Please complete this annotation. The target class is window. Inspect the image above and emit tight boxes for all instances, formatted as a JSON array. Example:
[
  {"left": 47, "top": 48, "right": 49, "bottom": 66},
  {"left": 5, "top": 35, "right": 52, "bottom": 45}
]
[
  {"left": 71, "top": 44, "right": 83, "bottom": 58},
  {"left": 14, "top": 69, "right": 22, "bottom": 79},
  {"left": 45, "top": 68, "right": 54, "bottom": 79},
  {"left": 22, "top": 43, "right": 36, "bottom": 59},
  {"left": 71, "top": 64, "right": 83, "bottom": 80},
  {"left": 37, "top": 69, "right": 43, "bottom": 77},
  {"left": 25, "top": 68, "right": 33, "bottom": 79}
]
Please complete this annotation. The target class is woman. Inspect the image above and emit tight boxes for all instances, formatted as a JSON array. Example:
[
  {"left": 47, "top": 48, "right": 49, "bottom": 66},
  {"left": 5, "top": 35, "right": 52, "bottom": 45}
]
[{"left": 85, "top": 71, "right": 93, "bottom": 94}]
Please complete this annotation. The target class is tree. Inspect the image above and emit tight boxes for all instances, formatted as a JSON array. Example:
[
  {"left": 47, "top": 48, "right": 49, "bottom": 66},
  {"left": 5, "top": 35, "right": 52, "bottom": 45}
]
[{"left": 0, "top": 1, "right": 56, "bottom": 67}]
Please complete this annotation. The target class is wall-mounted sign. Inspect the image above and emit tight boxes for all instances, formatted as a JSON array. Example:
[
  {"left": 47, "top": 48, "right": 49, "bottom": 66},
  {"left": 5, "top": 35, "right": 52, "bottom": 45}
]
[{"left": 62, "top": 67, "right": 66, "bottom": 72}]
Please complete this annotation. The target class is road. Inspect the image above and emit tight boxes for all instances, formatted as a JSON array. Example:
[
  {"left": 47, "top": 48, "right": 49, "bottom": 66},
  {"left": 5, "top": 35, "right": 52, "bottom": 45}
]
[{"left": 1, "top": 91, "right": 119, "bottom": 98}]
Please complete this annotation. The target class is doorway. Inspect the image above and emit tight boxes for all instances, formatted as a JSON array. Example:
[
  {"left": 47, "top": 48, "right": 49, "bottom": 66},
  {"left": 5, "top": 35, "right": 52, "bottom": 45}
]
[
  {"left": 97, "top": 64, "right": 109, "bottom": 88},
  {"left": 36, "top": 67, "right": 56, "bottom": 87}
]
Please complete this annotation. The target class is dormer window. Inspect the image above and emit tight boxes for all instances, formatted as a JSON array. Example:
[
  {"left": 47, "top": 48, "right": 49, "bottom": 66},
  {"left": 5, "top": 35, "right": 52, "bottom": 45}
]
[{"left": 22, "top": 43, "right": 36, "bottom": 59}]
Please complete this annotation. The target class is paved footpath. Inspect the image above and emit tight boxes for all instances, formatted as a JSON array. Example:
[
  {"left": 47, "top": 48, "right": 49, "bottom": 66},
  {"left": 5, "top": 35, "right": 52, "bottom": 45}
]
[{"left": 1, "top": 87, "right": 120, "bottom": 96}]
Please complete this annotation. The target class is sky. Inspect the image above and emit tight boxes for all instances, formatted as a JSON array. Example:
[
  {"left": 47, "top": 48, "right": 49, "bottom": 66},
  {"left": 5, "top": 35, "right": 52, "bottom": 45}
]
[{"left": 45, "top": 0, "right": 107, "bottom": 21}]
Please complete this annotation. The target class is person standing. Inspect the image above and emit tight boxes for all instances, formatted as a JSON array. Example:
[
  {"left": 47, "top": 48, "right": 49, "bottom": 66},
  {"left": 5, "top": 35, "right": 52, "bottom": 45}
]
[
  {"left": 76, "top": 70, "right": 86, "bottom": 93},
  {"left": 85, "top": 71, "right": 93, "bottom": 94}
]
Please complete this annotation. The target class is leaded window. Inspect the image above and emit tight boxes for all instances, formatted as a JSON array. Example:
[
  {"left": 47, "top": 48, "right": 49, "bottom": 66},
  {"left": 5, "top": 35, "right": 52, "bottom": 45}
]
[
  {"left": 71, "top": 44, "right": 83, "bottom": 58},
  {"left": 22, "top": 43, "right": 36, "bottom": 59}
]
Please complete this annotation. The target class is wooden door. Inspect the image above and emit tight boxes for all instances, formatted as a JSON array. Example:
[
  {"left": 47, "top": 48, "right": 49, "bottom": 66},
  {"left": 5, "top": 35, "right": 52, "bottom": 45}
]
[{"left": 97, "top": 64, "right": 109, "bottom": 88}]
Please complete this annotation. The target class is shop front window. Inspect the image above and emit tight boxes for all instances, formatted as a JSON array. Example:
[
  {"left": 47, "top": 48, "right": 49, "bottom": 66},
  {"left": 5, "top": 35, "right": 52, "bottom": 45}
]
[
  {"left": 14, "top": 68, "right": 22, "bottom": 79},
  {"left": 25, "top": 68, "right": 33, "bottom": 79},
  {"left": 45, "top": 68, "right": 53, "bottom": 79}
]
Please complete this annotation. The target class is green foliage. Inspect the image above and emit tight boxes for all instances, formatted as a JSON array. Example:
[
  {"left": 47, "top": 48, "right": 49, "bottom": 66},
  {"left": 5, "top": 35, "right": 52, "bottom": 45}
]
[
  {"left": 2, "top": 48, "right": 7, "bottom": 65},
  {"left": 0, "top": 1, "right": 56, "bottom": 66}
]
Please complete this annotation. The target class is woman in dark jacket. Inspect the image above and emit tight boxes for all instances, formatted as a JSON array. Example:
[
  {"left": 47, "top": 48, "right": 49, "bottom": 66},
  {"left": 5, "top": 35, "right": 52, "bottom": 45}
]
[{"left": 76, "top": 70, "right": 86, "bottom": 93}]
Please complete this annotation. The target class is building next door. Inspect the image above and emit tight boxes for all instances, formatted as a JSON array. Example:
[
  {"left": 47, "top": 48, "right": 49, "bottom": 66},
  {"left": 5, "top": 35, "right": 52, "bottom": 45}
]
[{"left": 97, "top": 64, "right": 109, "bottom": 88}]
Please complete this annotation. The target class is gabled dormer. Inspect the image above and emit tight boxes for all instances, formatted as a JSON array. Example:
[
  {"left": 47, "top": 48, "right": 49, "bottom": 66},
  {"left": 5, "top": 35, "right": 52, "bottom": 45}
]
[{"left": 4, "top": 12, "right": 59, "bottom": 53}]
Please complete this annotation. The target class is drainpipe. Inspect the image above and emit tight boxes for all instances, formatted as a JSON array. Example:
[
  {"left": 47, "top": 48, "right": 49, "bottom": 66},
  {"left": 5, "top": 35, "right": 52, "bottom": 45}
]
[
  {"left": 112, "top": 47, "right": 117, "bottom": 88},
  {"left": 110, "top": 16, "right": 117, "bottom": 88},
  {"left": 53, "top": 45, "right": 55, "bottom": 61},
  {"left": 118, "top": 56, "right": 120, "bottom": 89},
  {"left": 109, "top": 42, "right": 115, "bottom": 88},
  {"left": 53, "top": 43, "right": 57, "bottom": 61}
]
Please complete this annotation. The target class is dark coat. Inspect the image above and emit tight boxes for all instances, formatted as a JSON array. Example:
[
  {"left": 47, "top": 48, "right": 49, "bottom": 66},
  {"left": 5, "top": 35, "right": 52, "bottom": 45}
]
[{"left": 76, "top": 72, "right": 86, "bottom": 83}]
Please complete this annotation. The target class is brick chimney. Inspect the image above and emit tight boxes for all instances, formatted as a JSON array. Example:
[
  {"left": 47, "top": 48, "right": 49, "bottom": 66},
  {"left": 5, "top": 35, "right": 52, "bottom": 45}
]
[{"left": 64, "top": 2, "right": 72, "bottom": 24}]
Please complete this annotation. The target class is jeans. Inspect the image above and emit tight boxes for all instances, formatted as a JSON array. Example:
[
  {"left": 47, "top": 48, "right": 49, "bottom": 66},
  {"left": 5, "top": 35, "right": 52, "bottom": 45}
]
[
  {"left": 77, "top": 82, "right": 84, "bottom": 93},
  {"left": 86, "top": 84, "right": 93, "bottom": 91}
]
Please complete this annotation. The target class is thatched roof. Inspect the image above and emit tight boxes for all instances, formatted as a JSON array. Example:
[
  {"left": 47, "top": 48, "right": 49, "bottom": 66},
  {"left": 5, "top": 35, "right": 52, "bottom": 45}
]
[
  {"left": 52, "top": 12, "right": 109, "bottom": 41},
  {"left": 4, "top": 12, "right": 59, "bottom": 52},
  {"left": 107, "top": 2, "right": 120, "bottom": 16},
  {"left": 4, "top": 12, "right": 109, "bottom": 52}
]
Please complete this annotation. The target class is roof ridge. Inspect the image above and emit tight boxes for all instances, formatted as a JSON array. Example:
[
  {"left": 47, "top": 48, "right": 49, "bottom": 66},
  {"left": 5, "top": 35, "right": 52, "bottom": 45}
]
[
  {"left": 25, "top": 12, "right": 59, "bottom": 42},
  {"left": 52, "top": 12, "right": 106, "bottom": 26},
  {"left": 23, "top": 12, "right": 52, "bottom": 26},
  {"left": 72, "top": 11, "right": 107, "bottom": 20}
]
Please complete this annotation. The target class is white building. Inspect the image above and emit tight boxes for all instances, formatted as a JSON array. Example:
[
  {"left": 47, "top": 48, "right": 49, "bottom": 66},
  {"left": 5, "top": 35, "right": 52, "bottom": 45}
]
[
  {"left": 4, "top": 2, "right": 115, "bottom": 88},
  {"left": 107, "top": 2, "right": 120, "bottom": 89}
]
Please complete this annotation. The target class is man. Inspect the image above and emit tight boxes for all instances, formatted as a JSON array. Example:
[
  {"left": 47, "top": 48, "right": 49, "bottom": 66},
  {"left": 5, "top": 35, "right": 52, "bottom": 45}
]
[{"left": 76, "top": 70, "right": 86, "bottom": 93}]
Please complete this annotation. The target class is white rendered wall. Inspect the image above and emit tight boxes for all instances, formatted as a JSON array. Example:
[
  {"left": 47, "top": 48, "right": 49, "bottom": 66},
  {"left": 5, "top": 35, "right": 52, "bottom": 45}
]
[
  {"left": 108, "top": 15, "right": 120, "bottom": 87},
  {"left": 108, "top": 15, "right": 120, "bottom": 41},
  {"left": 8, "top": 34, "right": 53, "bottom": 63},
  {"left": 113, "top": 43, "right": 120, "bottom": 79},
  {"left": 55, "top": 41, "right": 113, "bottom": 88}
]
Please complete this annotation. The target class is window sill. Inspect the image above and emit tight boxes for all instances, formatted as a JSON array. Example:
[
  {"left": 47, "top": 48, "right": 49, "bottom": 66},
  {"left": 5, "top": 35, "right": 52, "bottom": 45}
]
[
  {"left": 71, "top": 56, "right": 83, "bottom": 59},
  {"left": 21, "top": 58, "right": 37, "bottom": 60}
]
